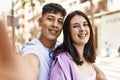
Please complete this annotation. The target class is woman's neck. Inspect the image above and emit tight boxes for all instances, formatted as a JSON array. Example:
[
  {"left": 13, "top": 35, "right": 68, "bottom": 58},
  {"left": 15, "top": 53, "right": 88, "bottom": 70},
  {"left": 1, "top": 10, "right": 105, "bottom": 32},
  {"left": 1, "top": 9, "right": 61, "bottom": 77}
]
[{"left": 74, "top": 44, "right": 85, "bottom": 61}]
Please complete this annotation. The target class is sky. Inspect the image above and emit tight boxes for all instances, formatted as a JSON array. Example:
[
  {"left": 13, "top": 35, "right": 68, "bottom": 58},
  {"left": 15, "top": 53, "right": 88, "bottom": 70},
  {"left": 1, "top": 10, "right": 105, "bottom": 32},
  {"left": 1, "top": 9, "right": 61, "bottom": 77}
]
[{"left": 0, "top": 0, "right": 12, "bottom": 12}]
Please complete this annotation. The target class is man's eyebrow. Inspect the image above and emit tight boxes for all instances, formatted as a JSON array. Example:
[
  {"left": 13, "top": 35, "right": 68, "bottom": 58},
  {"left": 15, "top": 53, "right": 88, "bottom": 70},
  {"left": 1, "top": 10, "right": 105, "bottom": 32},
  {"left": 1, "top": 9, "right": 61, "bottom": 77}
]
[{"left": 47, "top": 15, "right": 54, "bottom": 17}]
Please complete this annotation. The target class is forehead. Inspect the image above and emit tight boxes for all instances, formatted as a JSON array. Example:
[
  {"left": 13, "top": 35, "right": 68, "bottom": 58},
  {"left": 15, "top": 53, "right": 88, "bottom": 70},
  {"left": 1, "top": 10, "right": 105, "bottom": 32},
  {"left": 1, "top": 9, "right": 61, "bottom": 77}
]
[
  {"left": 42, "top": 12, "right": 64, "bottom": 19},
  {"left": 70, "top": 15, "right": 86, "bottom": 23}
]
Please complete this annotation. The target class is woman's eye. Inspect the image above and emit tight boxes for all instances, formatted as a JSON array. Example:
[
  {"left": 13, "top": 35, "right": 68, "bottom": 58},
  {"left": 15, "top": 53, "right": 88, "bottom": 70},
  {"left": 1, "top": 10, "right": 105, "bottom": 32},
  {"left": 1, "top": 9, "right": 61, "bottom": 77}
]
[
  {"left": 73, "top": 26, "right": 77, "bottom": 28},
  {"left": 73, "top": 25, "right": 79, "bottom": 28},
  {"left": 83, "top": 23, "right": 88, "bottom": 27}
]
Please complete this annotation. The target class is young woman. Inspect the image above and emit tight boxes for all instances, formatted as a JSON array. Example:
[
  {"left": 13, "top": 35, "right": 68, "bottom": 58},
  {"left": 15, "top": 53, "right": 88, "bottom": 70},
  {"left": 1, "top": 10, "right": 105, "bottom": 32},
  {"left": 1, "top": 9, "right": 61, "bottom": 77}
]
[{"left": 49, "top": 10, "right": 106, "bottom": 80}]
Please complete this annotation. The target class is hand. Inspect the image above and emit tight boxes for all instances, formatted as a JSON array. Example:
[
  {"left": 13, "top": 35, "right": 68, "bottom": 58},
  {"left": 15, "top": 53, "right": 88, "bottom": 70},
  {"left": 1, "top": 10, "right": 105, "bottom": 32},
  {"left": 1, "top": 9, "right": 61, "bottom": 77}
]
[{"left": 93, "top": 64, "right": 107, "bottom": 80}]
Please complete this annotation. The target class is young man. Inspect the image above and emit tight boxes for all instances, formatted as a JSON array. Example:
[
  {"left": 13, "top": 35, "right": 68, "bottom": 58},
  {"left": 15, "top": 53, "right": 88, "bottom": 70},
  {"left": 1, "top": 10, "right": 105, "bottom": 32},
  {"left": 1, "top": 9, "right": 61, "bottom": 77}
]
[
  {"left": 21, "top": 3, "right": 66, "bottom": 80},
  {"left": 0, "top": 3, "right": 66, "bottom": 80}
]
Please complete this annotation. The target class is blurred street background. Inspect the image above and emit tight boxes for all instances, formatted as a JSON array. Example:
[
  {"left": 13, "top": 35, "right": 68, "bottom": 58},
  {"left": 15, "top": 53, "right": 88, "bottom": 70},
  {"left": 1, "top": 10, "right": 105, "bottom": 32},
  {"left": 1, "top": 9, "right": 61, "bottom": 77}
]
[
  {"left": 0, "top": 0, "right": 120, "bottom": 80},
  {"left": 96, "top": 56, "right": 120, "bottom": 80}
]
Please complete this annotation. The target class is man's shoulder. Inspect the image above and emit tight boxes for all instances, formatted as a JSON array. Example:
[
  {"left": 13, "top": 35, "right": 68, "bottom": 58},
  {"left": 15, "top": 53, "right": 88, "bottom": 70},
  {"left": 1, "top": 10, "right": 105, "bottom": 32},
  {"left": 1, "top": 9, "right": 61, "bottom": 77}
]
[
  {"left": 26, "top": 39, "right": 40, "bottom": 45},
  {"left": 55, "top": 40, "right": 62, "bottom": 47},
  {"left": 21, "top": 39, "right": 42, "bottom": 55},
  {"left": 22, "top": 39, "right": 41, "bottom": 48}
]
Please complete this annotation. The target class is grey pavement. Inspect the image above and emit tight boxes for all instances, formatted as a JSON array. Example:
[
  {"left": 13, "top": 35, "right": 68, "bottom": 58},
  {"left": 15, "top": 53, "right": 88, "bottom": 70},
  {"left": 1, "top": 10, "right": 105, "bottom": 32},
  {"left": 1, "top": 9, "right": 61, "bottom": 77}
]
[{"left": 95, "top": 56, "right": 120, "bottom": 80}]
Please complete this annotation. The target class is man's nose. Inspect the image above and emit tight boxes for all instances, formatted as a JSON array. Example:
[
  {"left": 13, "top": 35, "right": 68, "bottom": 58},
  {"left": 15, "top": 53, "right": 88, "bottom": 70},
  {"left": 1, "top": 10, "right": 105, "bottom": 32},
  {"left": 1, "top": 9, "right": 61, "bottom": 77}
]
[{"left": 52, "top": 20, "right": 58, "bottom": 28}]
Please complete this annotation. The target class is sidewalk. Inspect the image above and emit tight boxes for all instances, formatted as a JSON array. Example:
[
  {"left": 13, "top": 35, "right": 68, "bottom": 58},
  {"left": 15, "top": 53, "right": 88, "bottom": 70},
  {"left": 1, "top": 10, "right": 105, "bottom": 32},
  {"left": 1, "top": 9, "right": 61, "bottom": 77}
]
[{"left": 95, "top": 56, "right": 120, "bottom": 80}]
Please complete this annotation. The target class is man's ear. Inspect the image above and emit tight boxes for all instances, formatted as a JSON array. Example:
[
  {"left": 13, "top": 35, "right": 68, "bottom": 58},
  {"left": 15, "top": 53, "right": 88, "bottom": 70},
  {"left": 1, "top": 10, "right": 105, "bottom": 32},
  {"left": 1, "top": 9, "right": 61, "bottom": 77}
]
[{"left": 38, "top": 17, "right": 42, "bottom": 27}]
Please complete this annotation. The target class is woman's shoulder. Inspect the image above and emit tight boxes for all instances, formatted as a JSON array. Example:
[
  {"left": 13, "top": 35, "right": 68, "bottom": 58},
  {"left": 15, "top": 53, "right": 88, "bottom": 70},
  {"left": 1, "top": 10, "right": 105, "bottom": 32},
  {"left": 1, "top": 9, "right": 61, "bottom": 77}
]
[
  {"left": 54, "top": 52, "right": 73, "bottom": 67},
  {"left": 56, "top": 52, "right": 70, "bottom": 61}
]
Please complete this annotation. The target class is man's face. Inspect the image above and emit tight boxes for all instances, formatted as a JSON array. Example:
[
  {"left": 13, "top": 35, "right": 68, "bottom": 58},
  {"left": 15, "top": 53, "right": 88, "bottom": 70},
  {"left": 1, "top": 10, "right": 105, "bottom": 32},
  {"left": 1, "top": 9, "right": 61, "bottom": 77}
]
[{"left": 39, "top": 12, "right": 64, "bottom": 41}]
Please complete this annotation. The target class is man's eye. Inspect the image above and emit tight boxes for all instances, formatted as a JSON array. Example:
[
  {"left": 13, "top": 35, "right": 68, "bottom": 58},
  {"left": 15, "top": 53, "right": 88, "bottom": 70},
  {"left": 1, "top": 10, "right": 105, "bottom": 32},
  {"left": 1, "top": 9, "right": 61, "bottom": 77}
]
[
  {"left": 48, "top": 18, "right": 54, "bottom": 21},
  {"left": 58, "top": 21, "right": 63, "bottom": 24}
]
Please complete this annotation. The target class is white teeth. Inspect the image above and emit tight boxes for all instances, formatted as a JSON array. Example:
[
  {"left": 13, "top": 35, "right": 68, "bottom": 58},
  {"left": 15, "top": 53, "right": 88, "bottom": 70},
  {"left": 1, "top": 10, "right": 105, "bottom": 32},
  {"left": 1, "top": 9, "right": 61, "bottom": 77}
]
[
  {"left": 79, "top": 33, "right": 86, "bottom": 37},
  {"left": 79, "top": 32, "right": 87, "bottom": 37},
  {"left": 80, "top": 34, "right": 85, "bottom": 37},
  {"left": 50, "top": 30, "right": 57, "bottom": 34}
]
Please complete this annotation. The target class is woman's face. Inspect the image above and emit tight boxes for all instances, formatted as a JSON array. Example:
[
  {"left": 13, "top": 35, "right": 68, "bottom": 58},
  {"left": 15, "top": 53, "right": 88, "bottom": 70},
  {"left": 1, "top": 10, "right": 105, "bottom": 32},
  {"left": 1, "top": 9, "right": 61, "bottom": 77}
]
[{"left": 70, "top": 15, "right": 90, "bottom": 46}]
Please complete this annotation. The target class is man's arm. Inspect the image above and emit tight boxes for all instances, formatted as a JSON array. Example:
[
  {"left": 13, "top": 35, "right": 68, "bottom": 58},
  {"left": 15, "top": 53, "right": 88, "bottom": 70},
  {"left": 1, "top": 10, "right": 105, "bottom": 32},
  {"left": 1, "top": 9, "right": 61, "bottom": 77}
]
[
  {"left": 0, "top": 20, "right": 15, "bottom": 64},
  {"left": 94, "top": 64, "right": 107, "bottom": 80},
  {"left": 0, "top": 20, "right": 39, "bottom": 80}
]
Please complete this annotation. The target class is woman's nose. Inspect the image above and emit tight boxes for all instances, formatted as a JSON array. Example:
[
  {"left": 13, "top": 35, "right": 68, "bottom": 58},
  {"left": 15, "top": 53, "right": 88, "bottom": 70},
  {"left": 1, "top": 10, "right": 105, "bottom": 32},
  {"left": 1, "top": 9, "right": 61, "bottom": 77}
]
[{"left": 79, "top": 25, "right": 85, "bottom": 31}]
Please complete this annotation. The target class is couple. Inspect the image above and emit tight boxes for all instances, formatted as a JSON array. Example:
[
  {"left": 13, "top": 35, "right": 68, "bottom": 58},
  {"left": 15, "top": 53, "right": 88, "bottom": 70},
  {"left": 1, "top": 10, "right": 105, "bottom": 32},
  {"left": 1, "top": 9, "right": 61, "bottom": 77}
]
[{"left": 0, "top": 3, "right": 106, "bottom": 80}]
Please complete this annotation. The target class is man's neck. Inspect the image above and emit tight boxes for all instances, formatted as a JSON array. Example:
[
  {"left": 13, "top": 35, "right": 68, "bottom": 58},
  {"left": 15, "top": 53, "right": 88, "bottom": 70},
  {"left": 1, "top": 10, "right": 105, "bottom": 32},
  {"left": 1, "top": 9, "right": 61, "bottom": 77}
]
[{"left": 39, "top": 36, "right": 56, "bottom": 49}]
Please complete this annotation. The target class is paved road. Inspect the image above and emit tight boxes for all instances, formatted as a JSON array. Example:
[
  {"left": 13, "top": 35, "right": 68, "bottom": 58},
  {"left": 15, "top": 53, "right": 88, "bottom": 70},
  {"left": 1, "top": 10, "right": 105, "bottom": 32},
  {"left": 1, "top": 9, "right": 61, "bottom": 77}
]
[{"left": 95, "top": 56, "right": 120, "bottom": 80}]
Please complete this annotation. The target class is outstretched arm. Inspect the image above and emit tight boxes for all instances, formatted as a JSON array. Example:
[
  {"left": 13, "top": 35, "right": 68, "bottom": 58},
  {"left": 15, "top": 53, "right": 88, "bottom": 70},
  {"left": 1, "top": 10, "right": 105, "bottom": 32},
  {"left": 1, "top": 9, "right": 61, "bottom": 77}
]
[
  {"left": 0, "top": 20, "right": 38, "bottom": 80},
  {"left": 0, "top": 20, "right": 16, "bottom": 64}
]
